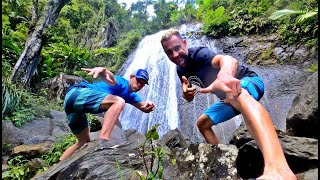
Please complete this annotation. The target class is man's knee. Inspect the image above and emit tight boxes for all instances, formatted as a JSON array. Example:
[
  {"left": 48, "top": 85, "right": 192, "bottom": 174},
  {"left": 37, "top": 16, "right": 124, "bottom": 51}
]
[
  {"left": 196, "top": 115, "right": 213, "bottom": 130},
  {"left": 113, "top": 97, "right": 125, "bottom": 108},
  {"left": 101, "top": 95, "right": 125, "bottom": 109}
]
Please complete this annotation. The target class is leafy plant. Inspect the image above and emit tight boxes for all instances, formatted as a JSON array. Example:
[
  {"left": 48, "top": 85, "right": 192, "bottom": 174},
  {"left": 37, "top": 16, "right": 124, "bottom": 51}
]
[
  {"left": 37, "top": 42, "right": 91, "bottom": 81},
  {"left": 2, "top": 134, "right": 76, "bottom": 179},
  {"left": 87, "top": 114, "right": 102, "bottom": 132},
  {"left": 269, "top": 9, "right": 318, "bottom": 23},
  {"left": 2, "top": 155, "right": 30, "bottom": 180},
  {"left": 136, "top": 124, "right": 176, "bottom": 180},
  {"left": 42, "top": 134, "right": 77, "bottom": 166},
  {"left": 2, "top": 78, "right": 22, "bottom": 117},
  {"left": 3, "top": 87, "right": 40, "bottom": 127},
  {"left": 203, "top": 6, "right": 230, "bottom": 38},
  {"left": 268, "top": 4, "right": 318, "bottom": 47}
]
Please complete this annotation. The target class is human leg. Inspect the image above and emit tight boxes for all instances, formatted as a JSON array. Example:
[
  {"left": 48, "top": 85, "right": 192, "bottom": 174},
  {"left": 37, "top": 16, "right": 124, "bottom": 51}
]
[
  {"left": 196, "top": 114, "right": 219, "bottom": 144},
  {"left": 59, "top": 127, "right": 90, "bottom": 161},
  {"left": 97, "top": 95, "right": 126, "bottom": 140},
  {"left": 61, "top": 87, "right": 104, "bottom": 161},
  {"left": 198, "top": 99, "right": 241, "bottom": 144},
  {"left": 228, "top": 89, "right": 295, "bottom": 179}
]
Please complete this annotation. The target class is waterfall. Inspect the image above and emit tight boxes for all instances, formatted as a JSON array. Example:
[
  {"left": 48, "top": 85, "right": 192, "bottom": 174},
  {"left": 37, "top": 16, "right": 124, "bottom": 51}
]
[
  {"left": 119, "top": 30, "right": 181, "bottom": 137},
  {"left": 119, "top": 24, "right": 244, "bottom": 142}
]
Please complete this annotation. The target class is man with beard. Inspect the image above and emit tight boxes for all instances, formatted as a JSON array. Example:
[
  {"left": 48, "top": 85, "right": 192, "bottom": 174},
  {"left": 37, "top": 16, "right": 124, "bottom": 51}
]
[{"left": 161, "top": 29, "right": 295, "bottom": 180}]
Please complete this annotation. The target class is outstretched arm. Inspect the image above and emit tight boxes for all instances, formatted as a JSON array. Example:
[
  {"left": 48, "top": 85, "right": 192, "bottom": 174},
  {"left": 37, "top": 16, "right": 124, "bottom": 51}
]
[
  {"left": 199, "top": 55, "right": 295, "bottom": 179},
  {"left": 81, "top": 67, "right": 116, "bottom": 86},
  {"left": 200, "top": 55, "right": 242, "bottom": 99},
  {"left": 133, "top": 101, "right": 155, "bottom": 113}
]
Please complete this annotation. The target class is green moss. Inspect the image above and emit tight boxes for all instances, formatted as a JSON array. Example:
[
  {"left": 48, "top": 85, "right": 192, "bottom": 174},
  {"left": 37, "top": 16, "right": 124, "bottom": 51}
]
[{"left": 307, "top": 62, "right": 318, "bottom": 73}]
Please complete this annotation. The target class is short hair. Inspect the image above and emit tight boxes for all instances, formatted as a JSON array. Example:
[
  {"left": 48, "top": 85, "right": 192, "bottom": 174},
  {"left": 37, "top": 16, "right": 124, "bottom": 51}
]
[{"left": 160, "top": 28, "right": 183, "bottom": 44}]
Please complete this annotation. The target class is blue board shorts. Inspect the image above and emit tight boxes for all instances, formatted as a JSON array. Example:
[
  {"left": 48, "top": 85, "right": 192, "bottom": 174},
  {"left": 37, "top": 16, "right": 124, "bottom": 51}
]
[
  {"left": 204, "top": 76, "right": 265, "bottom": 125},
  {"left": 64, "top": 87, "right": 109, "bottom": 134}
]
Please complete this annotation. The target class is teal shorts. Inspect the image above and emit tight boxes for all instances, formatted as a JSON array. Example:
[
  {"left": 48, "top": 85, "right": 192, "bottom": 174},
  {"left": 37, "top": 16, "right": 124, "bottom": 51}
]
[
  {"left": 204, "top": 76, "right": 264, "bottom": 125},
  {"left": 64, "top": 87, "right": 109, "bottom": 134}
]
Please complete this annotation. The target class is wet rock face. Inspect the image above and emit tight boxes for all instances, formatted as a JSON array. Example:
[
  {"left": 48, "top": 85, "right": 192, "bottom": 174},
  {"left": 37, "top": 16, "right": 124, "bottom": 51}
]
[
  {"left": 286, "top": 72, "right": 318, "bottom": 139},
  {"left": 213, "top": 34, "right": 317, "bottom": 68}
]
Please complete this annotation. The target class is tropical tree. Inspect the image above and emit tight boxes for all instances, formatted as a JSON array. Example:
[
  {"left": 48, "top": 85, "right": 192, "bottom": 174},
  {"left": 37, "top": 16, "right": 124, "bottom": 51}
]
[{"left": 10, "top": 0, "right": 71, "bottom": 88}]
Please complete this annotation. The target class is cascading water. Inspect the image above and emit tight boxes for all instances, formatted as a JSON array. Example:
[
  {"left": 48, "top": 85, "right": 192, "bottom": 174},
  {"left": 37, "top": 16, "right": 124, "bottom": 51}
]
[{"left": 118, "top": 30, "right": 181, "bottom": 137}]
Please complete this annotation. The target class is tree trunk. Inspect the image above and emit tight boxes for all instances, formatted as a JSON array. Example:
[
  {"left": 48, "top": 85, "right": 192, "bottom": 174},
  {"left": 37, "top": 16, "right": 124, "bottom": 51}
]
[{"left": 10, "top": 0, "right": 71, "bottom": 88}]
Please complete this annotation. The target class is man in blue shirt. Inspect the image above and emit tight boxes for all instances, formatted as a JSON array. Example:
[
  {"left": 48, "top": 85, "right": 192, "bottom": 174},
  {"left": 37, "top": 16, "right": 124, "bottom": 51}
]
[
  {"left": 60, "top": 67, "right": 155, "bottom": 161},
  {"left": 161, "top": 29, "right": 295, "bottom": 179}
]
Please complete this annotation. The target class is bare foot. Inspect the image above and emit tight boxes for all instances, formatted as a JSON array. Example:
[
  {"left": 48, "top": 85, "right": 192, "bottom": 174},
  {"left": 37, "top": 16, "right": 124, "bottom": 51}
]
[{"left": 257, "top": 167, "right": 296, "bottom": 180}]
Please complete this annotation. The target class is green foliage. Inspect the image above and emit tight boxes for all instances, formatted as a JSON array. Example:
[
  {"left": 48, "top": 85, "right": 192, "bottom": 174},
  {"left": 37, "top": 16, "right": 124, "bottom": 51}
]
[
  {"left": 269, "top": 4, "right": 318, "bottom": 47},
  {"left": 91, "top": 30, "right": 142, "bottom": 71},
  {"left": 306, "top": 62, "right": 318, "bottom": 73},
  {"left": 2, "top": 155, "right": 31, "bottom": 180},
  {"left": 116, "top": 160, "right": 125, "bottom": 180},
  {"left": 2, "top": 82, "right": 64, "bottom": 128},
  {"left": 153, "top": 1, "right": 178, "bottom": 29},
  {"left": 261, "top": 45, "right": 274, "bottom": 61},
  {"left": 227, "top": 0, "right": 274, "bottom": 36},
  {"left": 42, "top": 134, "right": 77, "bottom": 165},
  {"left": 170, "top": 2, "right": 197, "bottom": 25},
  {"left": 72, "top": 70, "right": 95, "bottom": 82},
  {"left": 203, "top": 6, "right": 230, "bottom": 37},
  {"left": 269, "top": 8, "right": 318, "bottom": 24},
  {"left": 137, "top": 124, "right": 176, "bottom": 180},
  {"left": 87, "top": 114, "right": 102, "bottom": 132},
  {"left": 2, "top": 78, "right": 22, "bottom": 118},
  {"left": 33, "top": 90, "right": 64, "bottom": 111},
  {"left": 3, "top": 87, "right": 38, "bottom": 127},
  {"left": 38, "top": 43, "right": 91, "bottom": 81},
  {"left": 3, "top": 134, "right": 76, "bottom": 179},
  {"left": 2, "top": 14, "right": 24, "bottom": 76}
]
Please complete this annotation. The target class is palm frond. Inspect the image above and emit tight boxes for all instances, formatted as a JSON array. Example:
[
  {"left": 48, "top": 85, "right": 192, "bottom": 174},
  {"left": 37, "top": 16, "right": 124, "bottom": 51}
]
[
  {"left": 297, "top": 10, "right": 318, "bottom": 23},
  {"left": 269, "top": 9, "right": 304, "bottom": 20}
]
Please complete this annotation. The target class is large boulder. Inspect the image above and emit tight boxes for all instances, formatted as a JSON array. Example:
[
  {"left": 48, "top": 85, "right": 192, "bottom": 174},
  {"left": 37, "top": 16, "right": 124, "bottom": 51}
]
[
  {"left": 171, "top": 143, "right": 238, "bottom": 180},
  {"left": 36, "top": 73, "right": 88, "bottom": 101},
  {"left": 159, "top": 129, "right": 188, "bottom": 149},
  {"left": 286, "top": 72, "right": 318, "bottom": 139},
  {"left": 11, "top": 142, "right": 53, "bottom": 158},
  {"left": 2, "top": 110, "right": 70, "bottom": 149},
  {"left": 32, "top": 126, "right": 241, "bottom": 180},
  {"left": 230, "top": 123, "right": 318, "bottom": 177},
  {"left": 32, "top": 137, "right": 180, "bottom": 179}
]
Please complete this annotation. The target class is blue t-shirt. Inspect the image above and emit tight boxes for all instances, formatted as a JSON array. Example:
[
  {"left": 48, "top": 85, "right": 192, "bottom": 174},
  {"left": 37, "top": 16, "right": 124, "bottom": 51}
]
[
  {"left": 177, "top": 47, "right": 257, "bottom": 99},
  {"left": 76, "top": 76, "right": 142, "bottom": 105}
]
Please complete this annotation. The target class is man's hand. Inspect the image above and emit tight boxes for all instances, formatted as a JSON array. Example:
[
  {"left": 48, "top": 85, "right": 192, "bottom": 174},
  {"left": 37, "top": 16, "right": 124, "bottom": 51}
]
[
  {"left": 199, "top": 72, "right": 242, "bottom": 101},
  {"left": 81, "top": 67, "right": 116, "bottom": 86},
  {"left": 181, "top": 76, "right": 197, "bottom": 102},
  {"left": 140, "top": 101, "right": 155, "bottom": 113}
]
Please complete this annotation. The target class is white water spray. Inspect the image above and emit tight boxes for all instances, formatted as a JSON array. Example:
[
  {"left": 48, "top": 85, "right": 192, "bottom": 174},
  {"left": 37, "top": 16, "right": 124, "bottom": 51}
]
[{"left": 119, "top": 31, "right": 180, "bottom": 136}]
